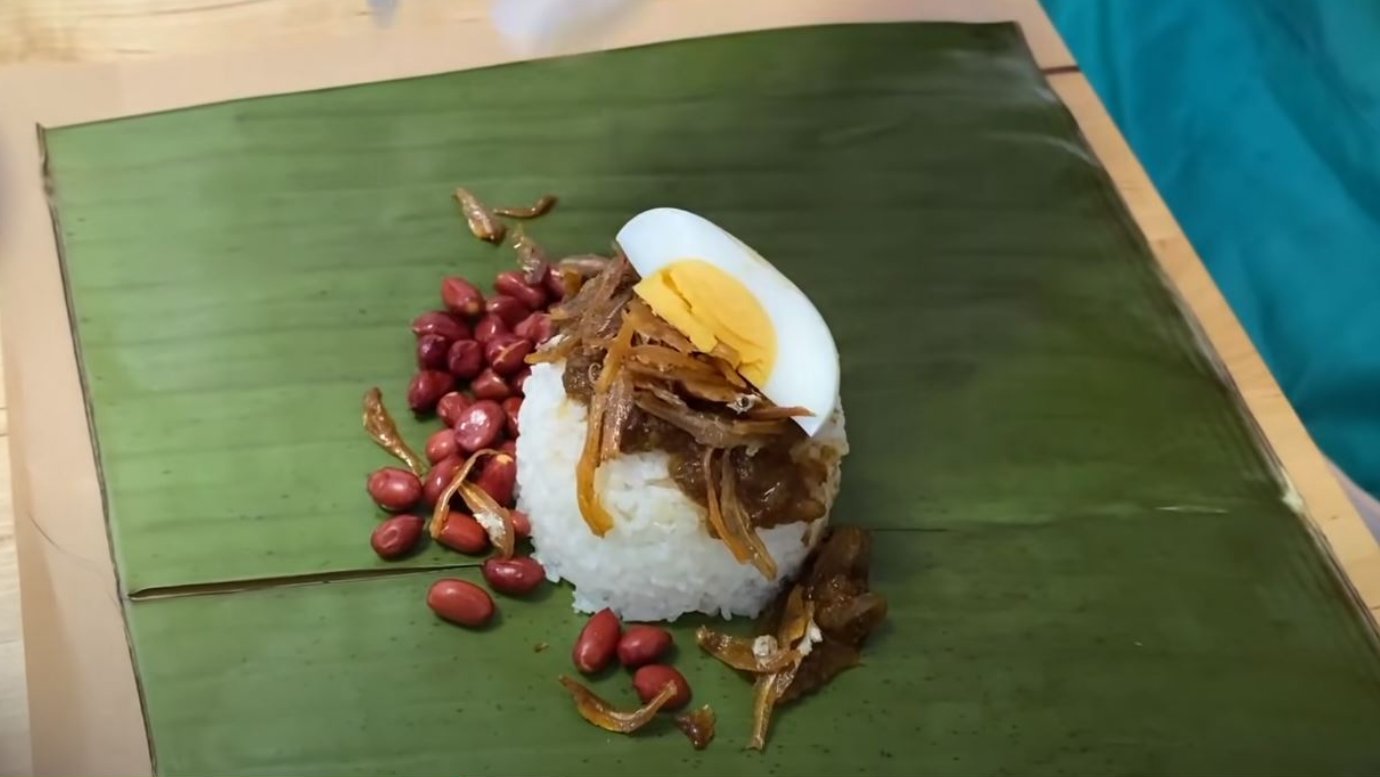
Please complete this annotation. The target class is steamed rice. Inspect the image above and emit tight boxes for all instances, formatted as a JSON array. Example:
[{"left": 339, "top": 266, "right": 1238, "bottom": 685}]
[{"left": 516, "top": 361, "right": 848, "bottom": 622}]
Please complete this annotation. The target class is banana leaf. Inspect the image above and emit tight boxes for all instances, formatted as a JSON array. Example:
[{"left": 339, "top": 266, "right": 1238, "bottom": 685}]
[{"left": 42, "top": 21, "right": 1380, "bottom": 775}]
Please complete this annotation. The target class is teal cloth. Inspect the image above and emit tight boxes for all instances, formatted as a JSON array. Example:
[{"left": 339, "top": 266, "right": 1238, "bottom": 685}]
[{"left": 1043, "top": 1, "right": 1380, "bottom": 498}]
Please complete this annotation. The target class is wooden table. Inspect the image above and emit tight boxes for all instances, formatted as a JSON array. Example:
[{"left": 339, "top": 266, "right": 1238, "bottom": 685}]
[{"left": 1, "top": 1, "right": 1377, "bottom": 774}]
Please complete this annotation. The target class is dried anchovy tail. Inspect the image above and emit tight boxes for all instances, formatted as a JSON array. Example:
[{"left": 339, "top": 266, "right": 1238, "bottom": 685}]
[
  {"left": 494, "top": 194, "right": 557, "bottom": 219},
  {"left": 362, "top": 388, "right": 426, "bottom": 476}
]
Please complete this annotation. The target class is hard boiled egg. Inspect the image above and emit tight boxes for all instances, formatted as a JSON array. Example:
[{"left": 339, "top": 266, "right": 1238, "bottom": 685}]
[{"left": 615, "top": 208, "right": 839, "bottom": 437}]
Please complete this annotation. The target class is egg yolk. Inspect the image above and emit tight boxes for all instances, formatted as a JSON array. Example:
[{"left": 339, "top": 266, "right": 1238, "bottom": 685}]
[{"left": 633, "top": 260, "right": 777, "bottom": 387}]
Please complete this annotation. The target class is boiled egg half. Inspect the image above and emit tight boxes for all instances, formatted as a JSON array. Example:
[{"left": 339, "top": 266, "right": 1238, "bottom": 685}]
[{"left": 615, "top": 208, "right": 839, "bottom": 437}]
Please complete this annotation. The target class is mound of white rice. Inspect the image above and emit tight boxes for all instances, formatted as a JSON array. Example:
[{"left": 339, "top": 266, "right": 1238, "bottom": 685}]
[{"left": 516, "top": 361, "right": 848, "bottom": 622}]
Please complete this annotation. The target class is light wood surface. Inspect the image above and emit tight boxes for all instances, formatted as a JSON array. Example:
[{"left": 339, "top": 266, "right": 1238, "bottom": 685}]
[{"left": 0, "top": 1, "right": 1375, "bottom": 775}]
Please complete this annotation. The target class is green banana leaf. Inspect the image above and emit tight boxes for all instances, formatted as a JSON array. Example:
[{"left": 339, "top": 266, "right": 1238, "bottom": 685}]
[{"left": 44, "top": 21, "right": 1380, "bottom": 776}]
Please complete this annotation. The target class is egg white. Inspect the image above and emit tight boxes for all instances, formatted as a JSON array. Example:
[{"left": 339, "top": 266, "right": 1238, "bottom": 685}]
[{"left": 615, "top": 207, "right": 839, "bottom": 436}]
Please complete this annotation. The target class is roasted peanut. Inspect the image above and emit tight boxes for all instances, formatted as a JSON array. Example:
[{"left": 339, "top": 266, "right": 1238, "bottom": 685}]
[
  {"left": 447, "top": 339, "right": 485, "bottom": 379},
  {"left": 454, "top": 400, "right": 504, "bottom": 453},
  {"left": 436, "top": 391, "right": 471, "bottom": 427},
  {"left": 475, "top": 452, "right": 516, "bottom": 506},
  {"left": 436, "top": 513, "right": 490, "bottom": 554},
  {"left": 371, "top": 514, "right": 424, "bottom": 560},
  {"left": 633, "top": 665, "right": 691, "bottom": 709},
  {"left": 484, "top": 295, "right": 530, "bottom": 328},
  {"left": 416, "top": 333, "right": 452, "bottom": 370},
  {"left": 474, "top": 313, "right": 510, "bottom": 345},
  {"left": 427, "top": 579, "right": 494, "bottom": 627},
  {"left": 367, "top": 467, "right": 422, "bottom": 511},
  {"left": 441, "top": 277, "right": 485, "bottom": 318},
  {"left": 509, "top": 508, "right": 531, "bottom": 539},
  {"left": 514, "top": 312, "right": 553, "bottom": 345},
  {"left": 501, "top": 397, "right": 523, "bottom": 437},
  {"left": 422, "top": 456, "right": 463, "bottom": 507},
  {"left": 471, "top": 368, "right": 512, "bottom": 401},
  {"left": 424, "top": 428, "right": 459, "bottom": 464},
  {"left": 481, "top": 556, "right": 546, "bottom": 596},
  {"left": 411, "top": 310, "right": 470, "bottom": 341},
  {"left": 495, "top": 271, "right": 548, "bottom": 311},
  {"left": 573, "top": 608, "right": 621, "bottom": 674},
  {"left": 617, "top": 625, "right": 674, "bottom": 668},
  {"left": 485, "top": 334, "right": 534, "bottom": 376},
  {"left": 407, "top": 370, "right": 456, "bottom": 413},
  {"left": 543, "top": 264, "right": 570, "bottom": 301}
]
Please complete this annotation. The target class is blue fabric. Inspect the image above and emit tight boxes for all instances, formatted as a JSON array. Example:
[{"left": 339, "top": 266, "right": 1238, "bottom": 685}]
[{"left": 1043, "top": 0, "right": 1380, "bottom": 496}]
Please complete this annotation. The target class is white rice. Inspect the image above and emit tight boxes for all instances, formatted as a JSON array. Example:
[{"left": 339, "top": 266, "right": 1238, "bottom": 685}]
[{"left": 516, "top": 361, "right": 848, "bottom": 622}]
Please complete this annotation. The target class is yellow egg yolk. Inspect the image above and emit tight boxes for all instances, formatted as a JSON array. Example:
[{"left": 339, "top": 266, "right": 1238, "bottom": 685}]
[{"left": 632, "top": 260, "right": 777, "bottom": 387}]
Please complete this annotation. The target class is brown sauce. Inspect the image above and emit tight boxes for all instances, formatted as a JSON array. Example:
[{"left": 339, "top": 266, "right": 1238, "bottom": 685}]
[{"left": 562, "top": 345, "right": 824, "bottom": 529}]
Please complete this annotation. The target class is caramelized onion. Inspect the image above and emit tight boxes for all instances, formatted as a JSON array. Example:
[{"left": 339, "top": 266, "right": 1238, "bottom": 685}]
[{"left": 560, "top": 676, "right": 676, "bottom": 734}]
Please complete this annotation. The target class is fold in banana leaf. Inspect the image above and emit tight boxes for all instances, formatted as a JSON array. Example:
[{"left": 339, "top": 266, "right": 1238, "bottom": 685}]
[{"left": 46, "top": 21, "right": 1380, "bottom": 776}]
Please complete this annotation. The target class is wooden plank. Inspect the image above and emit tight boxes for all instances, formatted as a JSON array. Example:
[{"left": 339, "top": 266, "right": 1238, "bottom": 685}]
[
  {"left": 1050, "top": 73, "right": 1380, "bottom": 616},
  {"left": 0, "top": 430, "right": 31, "bottom": 777},
  {"left": 0, "top": 0, "right": 1074, "bottom": 69}
]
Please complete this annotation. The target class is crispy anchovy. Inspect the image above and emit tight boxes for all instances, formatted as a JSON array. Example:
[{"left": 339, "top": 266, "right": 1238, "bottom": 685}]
[
  {"left": 428, "top": 449, "right": 496, "bottom": 538},
  {"left": 559, "top": 676, "right": 675, "bottom": 733},
  {"left": 494, "top": 194, "right": 557, "bottom": 219},
  {"left": 454, "top": 188, "right": 506, "bottom": 243},
  {"left": 362, "top": 388, "right": 426, "bottom": 476},
  {"left": 557, "top": 254, "right": 611, "bottom": 277}
]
